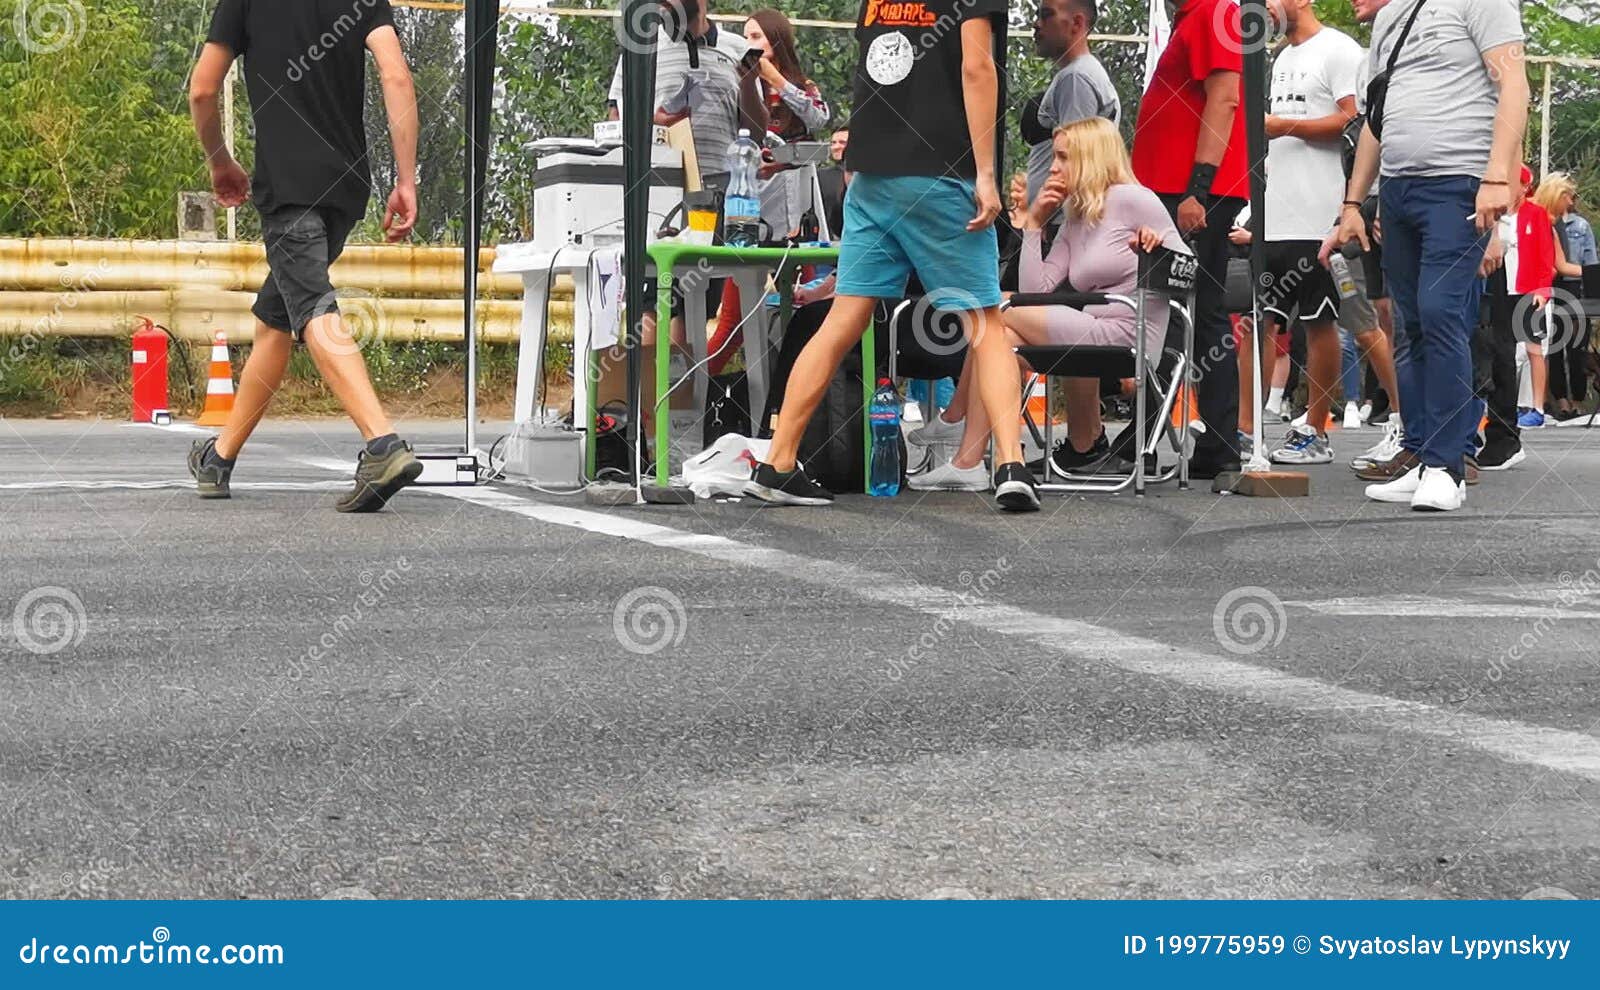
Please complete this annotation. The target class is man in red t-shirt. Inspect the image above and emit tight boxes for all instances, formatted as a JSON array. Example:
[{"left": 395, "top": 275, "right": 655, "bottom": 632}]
[{"left": 1131, "top": 0, "right": 1249, "bottom": 477}]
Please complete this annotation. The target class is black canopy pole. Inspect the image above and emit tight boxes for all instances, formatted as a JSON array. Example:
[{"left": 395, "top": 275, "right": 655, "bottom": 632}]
[
  {"left": 464, "top": 0, "right": 499, "bottom": 456},
  {"left": 620, "top": 0, "right": 658, "bottom": 489},
  {"left": 1241, "top": 0, "right": 1269, "bottom": 466}
]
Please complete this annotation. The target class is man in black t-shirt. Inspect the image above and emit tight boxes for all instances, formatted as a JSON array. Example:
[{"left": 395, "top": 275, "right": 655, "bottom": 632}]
[
  {"left": 745, "top": 0, "right": 1038, "bottom": 511},
  {"left": 186, "top": 0, "right": 423, "bottom": 513}
]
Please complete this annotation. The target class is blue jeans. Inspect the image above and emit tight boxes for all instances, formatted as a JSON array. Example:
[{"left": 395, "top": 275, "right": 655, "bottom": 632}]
[
  {"left": 1339, "top": 327, "right": 1361, "bottom": 404},
  {"left": 1380, "top": 176, "right": 1489, "bottom": 477}
]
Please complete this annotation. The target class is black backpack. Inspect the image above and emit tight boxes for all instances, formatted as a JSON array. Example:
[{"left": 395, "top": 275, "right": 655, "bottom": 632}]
[
  {"left": 761, "top": 300, "right": 865, "bottom": 494},
  {"left": 703, "top": 371, "right": 751, "bottom": 446}
]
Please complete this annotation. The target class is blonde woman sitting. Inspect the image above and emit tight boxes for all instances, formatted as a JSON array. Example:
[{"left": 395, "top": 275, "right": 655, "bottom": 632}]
[{"left": 911, "top": 117, "right": 1188, "bottom": 490}]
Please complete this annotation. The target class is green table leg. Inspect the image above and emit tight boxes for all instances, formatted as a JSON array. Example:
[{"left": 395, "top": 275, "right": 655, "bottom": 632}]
[
  {"left": 861, "top": 318, "right": 876, "bottom": 493},
  {"left": 654, "top": 265, "right": 675, "bottom": 487},
  {"left": 585, "top": 344, "right": 599, "bottom": 480}
]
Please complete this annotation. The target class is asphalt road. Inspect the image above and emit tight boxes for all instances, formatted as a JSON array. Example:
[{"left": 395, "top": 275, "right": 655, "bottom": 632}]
[{"left": 3, "top": 415, "right": 1600, "bottom": 899}]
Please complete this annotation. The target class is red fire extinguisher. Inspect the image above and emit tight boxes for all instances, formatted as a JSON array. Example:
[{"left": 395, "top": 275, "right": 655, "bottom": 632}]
[{"left": 131, "top": 317, "right": 170, "bottom": 424}]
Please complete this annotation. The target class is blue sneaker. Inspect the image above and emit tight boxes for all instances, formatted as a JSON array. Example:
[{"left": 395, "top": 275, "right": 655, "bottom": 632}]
[
  {"left": 1269, "top": 424, "right": 1334, "bottom": 465},
  {"left": 1517, "top": 407, "right": 1546, "bottom": 429}
]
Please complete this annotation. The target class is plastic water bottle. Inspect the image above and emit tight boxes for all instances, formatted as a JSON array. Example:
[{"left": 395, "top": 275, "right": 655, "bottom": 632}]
[
  {"left": 723, "top": 129, "right": 763, "bottom": 247},
  {"left": 868, "top": 378, "right": 901, "bottom": 497}
]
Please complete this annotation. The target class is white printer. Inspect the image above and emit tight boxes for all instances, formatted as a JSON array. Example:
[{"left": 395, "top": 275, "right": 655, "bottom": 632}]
[{"left": 528, "top": 136, "right": 688, "bottom": 251}]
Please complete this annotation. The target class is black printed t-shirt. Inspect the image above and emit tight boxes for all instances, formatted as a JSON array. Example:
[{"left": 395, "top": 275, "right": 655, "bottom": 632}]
[
  {"left": 845, "top": 0, "right": 1007, "bottom": 178},
  {"left": 206, "top": 0, "right": 395, "bottom": 219}
]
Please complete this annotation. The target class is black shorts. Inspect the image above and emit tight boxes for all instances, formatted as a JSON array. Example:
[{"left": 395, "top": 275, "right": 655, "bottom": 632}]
[
  {"left": 1361, "top": 241, "right": 1386, "bottom": 300},
  {"left": 253, "top": 206, "right": 358, "bottom": 339},
  {"left": 1262, "top": 240, "right": 1340, "bottom": 324}
]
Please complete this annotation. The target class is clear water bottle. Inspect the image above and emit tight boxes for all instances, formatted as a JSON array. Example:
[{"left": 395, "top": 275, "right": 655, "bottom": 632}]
[
  {"left": 868, "top": 378, "right": 901, "bottom": 497},
  {"left": 723, "top": 129, "right": 763, "bottom": 247}
]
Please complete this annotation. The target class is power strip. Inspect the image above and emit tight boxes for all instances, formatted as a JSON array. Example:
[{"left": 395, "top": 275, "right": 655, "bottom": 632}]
[{"left": 415, "top": 453, "right": 479, "bottom": 486}]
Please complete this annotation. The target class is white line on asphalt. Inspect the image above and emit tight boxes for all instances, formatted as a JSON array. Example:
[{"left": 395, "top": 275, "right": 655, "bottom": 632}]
[
  {"left": 0, "top": 480, "right": 347, "bottom": 491},
  {"left": 416, "top": 483, "right": 1600, "bottom": 784},
  {"left": 1287, "top": 596, "right": 1600, "bottom": 620},
  {"left": 117, "top": 422, "right": 211, "bottom": 435}
]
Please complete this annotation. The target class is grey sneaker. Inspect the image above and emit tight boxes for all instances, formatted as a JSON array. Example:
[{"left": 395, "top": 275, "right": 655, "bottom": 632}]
[
  {"left": 1269, "top": 424, "right": 1334, "bottom": 465},
  {"left": 187, "top": 438, "right": 232, "bottom": 499},
  {"left": 335, "top": 443, "right": 423, "bottom": 513}
]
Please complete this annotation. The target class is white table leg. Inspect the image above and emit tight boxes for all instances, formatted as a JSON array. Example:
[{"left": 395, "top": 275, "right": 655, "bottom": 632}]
[
  {"left": 569, "top": 265, "right": 593, "bottom": 431},
  {"left": 512, "top": 269, "right": 551, "bottom": 424},
  {"left": 684, "top": 279, "right": 709, "bottom": 412},
  {"left": 733, "top": 269, "right": 771, "bottom": 426}
]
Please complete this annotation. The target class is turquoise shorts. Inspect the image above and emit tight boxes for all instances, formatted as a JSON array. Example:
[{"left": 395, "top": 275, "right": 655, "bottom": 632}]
[{"left": 835, "top": 173, "right": 1002, "bottom": 311}]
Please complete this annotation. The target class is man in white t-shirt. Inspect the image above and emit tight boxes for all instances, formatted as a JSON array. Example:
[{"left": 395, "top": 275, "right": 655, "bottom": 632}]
[{"left": 1258, "top": 0, "right": 1362, "bottom": 466}]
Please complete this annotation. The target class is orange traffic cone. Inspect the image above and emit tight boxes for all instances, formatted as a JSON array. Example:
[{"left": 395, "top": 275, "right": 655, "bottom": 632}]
[
  {"left": 1024, "top": 376, "right": 1053, "bottom": 426},
  {"left": 195, "top": 331, "right": 235, "bottom": 427},
  {"left": 1169, "top": 381, "right": 1201, "bottom": 431}
]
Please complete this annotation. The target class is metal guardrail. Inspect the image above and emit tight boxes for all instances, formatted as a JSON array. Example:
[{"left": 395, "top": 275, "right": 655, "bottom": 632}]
[{"left": 0, "top": 238, "right": 571, "bottom": 344}]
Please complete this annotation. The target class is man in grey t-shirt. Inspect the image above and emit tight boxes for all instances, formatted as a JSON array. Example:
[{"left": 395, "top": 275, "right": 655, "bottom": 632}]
[
  {"left": 1023, "top": 0, "right": 1121, "bottom": 202},
  {"left": 605, "top": 0, "right": 765, "bottom": 179},
  {"left": 1325, "top": 0, "right": 1527, "bottom": 511}
]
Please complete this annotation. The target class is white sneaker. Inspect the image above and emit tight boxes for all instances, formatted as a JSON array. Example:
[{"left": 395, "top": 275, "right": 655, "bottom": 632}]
[
  {"left": 1358, "top": 401, "right": 1373, "bottom": 424},
  {"left": 1343, "top": 401, "right": 1363, "bottom": 430},
  {"left": 908, "top": 459, "right": 990, "bottom": 492},
  {"left": 907, "top": 414, "right": 964, "bottom": 448},
  {"left": 1410, "top": 465, "right": 1465, "bottom": 512},
  {"left": 1350, "top": 418, "right": 1404, "bottom": 470},
  {"left": 1365, "top": 464, "right": 1423, "bottom": 503}
]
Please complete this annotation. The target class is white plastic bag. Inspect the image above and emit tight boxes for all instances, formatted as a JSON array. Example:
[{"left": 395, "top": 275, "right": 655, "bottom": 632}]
[{"left": 681, "top": 433, "right": 770, "bottom": 499}]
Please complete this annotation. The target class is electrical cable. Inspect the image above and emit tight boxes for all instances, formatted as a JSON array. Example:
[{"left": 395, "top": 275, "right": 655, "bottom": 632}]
[
  {"left": 651, "top": 241, "right": 794, "bottom": 423},
  {"left": 155, "top": 323, "right": 200, "bottom": 409}
]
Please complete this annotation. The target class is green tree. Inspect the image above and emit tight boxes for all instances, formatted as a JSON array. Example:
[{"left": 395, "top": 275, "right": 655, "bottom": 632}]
[
  {"left": 363, "top": 6, "right": 466, "bottom": 243},
  {"left": 0, "top": 0, "right": 197, "bottom": 237}
]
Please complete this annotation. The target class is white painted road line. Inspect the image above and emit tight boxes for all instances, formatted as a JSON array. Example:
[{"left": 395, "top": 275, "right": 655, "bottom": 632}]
[
  {"left": 0, "top": 480, "right": 347, "bottom": 491},
  {"left": 1287, "top": 596, "right": 1600, "bottom": 620},
  {"left": 423, "top": 483, "right": 1600, "bottom": 785}
]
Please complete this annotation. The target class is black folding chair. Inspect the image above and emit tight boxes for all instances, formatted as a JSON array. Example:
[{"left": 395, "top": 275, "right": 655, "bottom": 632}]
[
  {"left": 1001, "top": 244, "right": 1199, "bottom": 496},
  {"left": 886, "top": 297, "right": 971, "bottom": 470}
]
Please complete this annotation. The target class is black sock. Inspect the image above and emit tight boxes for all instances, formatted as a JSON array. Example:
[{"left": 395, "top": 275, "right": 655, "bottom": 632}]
[{"left": 365, "top": 433, "right": 403, "bottom": 456}]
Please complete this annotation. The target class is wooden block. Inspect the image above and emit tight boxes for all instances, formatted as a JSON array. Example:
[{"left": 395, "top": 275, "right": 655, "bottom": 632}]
[{"left": 1212, "top": 469, "right": 1311, "bottom": 497}]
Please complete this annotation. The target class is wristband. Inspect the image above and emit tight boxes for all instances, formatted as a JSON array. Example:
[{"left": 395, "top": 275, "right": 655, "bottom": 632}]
[
  {"left": 1185, "top": 163, "right": 1218, "bottom": 201},
  {"left": 1342, "top": 199, "right": 1363, "bottom": 208},
  {"left": 1481, "top": 179, "right": 1508, "bottom": 186}
]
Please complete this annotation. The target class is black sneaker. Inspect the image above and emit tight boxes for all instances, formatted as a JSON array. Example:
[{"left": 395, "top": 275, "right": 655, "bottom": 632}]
[
  {"left": 993, "top": 461, "right": 1040, "bottom": 512},
  {"left": 187, "top": 438, "right": 232, "bottom": 499},
  {"left": 335, "top": 442, "right": 424, "bottom": 513},
  {"left": 1185, "top": 451, "right": 1242, "bottom": 480},
  {"left": 743, "top": 462, "right": 834, "bottom": 506},
  {"left": 1067, "top": 449, "right": 1138, "bottom": 477},
  {"left": 1475, "top": 441, "right": 1526, "bottom": 471},
  {"left": 1028, "top": 430, "right": 1108, "bottom": 478}
]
